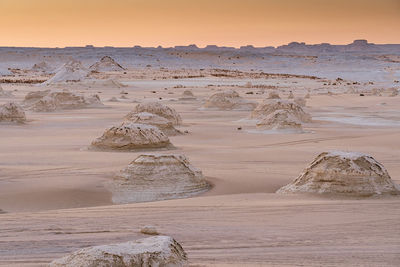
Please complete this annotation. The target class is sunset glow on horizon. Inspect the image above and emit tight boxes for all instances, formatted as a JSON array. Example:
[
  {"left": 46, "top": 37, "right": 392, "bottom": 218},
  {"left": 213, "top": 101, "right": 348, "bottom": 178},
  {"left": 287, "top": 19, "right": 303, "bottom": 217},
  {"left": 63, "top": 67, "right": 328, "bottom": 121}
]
[{"left": 0, "top": 0, "right": 399, "bottom": 48}]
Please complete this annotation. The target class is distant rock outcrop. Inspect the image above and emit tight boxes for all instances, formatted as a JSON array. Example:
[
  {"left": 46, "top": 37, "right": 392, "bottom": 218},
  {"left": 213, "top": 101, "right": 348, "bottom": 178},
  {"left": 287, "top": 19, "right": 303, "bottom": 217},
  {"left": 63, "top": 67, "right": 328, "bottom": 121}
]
[
  {"left": 90, "top": 122, "right": 172, "bottom": 151},
  {"left": 203, "top": 89, "right": 257, "bottom": 111},
  {"left": 130, "top": 102, "right": 182, "bottom": 125},
  {"left": 251, "top": 99, "right": 311, "bottom": 122},
  {"left": 112, "top": 154, "right": 210, "bottom": 203},
  {"left": 89, "top": 56, "right": 126, "bottom": 72},
  {"left": 125, "top": 112, "right": 182, "bottom": 136},
  {"left": 49, "top": 236, "right": 188, "bottom": 267},
  {"left": 43, "top": 60, "right": 88, "bottom": 84},
  {"left": 24, "top": 90, "right": 103, "bottom": 112},
  {"left": 277, "top": 151, "right": 400, "bottom": 196},
  {"left": 0, "top": 102, "right": 26, "bottom": 123},
  {"left": 256, "top": 110, "right": 303, "bottom": 131}
]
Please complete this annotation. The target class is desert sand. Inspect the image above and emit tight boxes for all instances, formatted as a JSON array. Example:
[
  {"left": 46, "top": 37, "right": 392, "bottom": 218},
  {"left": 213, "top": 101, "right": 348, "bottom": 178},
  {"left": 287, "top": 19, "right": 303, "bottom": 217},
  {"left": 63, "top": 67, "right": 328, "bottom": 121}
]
[{"left": 0, "top": 42, "right": 399, "bottom": 266}]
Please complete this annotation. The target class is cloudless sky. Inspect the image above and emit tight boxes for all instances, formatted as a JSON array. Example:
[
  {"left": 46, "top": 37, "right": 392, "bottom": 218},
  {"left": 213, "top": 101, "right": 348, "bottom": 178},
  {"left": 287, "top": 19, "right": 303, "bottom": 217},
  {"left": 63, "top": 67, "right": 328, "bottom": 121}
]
[{"left": 0, "top": 0, "right": 399, "bottom": 47}]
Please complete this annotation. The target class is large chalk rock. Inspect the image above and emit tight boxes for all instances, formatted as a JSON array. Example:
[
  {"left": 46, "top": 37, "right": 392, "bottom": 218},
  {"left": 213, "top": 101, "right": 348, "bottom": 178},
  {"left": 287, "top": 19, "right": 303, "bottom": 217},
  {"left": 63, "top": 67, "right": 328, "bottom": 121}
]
[
  {"left": 0, "top": 102, "right": 26, "bottom": 123},
  {"left": 125, "top": 112, "right": 182, "bottom": 136},
  {"left": 256, "top": 109, "right": 303, "bottom": 131},
  {"left": 112, "top": 154, "right": 210, "bottom": 203},
  {"left": 252, "top": 99, "right": 311, "bottom": 122},
  {"left": 91, "top": 122, "right": 171, "bottom": 151},
  {"left": 89, "top": 56, "right": 126, "bottom": 72},
  {"left": 203, "top": 89, "right": 257, "bottom": 111},
  {"left": 277, "top": 151, "right": 400, "bottom": 196},
  {"left": 49, "top": 236, "right": 188, "bottom": 267},
  {"left": 130, "top": 102, "right": 182, "bottom": 125}
]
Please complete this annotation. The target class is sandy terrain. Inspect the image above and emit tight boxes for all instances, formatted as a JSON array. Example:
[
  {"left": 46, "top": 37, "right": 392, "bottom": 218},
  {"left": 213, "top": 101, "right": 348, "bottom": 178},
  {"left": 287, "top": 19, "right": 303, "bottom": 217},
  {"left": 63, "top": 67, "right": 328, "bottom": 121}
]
[{"left": 0, "top": 46, "right": 400, "bottom": 266}]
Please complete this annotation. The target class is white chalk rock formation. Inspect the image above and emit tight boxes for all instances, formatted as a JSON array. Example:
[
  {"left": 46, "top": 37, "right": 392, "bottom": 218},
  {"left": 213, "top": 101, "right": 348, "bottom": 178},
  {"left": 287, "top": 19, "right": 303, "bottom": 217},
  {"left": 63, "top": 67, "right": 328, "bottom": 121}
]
[
  {"left": 0, "top": 85, "right": 13, "bottom": 97},
  {"left": 44, "top": 59, "right": 88, "bottom": 84},
  {"left": 0, "top": 102, "right": 26, "bottom": 123},
  {"left": 48, "top": 236, "right": 187, "bottom": 267},
  {"left": 256, "top": 110, "right": 303, "bottom": 131},
  {"left": 130, "top": 102, "right": 182, "bottom": 125},
  {"left": 125, "top": 112, "right": 182, "bottom": 136},
  {"left": 267, "top": 91, "right": 281, "bottom": 99},
  {"left": 277, "top": 151, "right": 400, "bottom": 196},
  {"left": 294, "top": 97, "right": 306, "bottom": 107},
  {"left": 179, "top": 90, "right": 196, "bottom": 100},
  {"left": 288, "top": 91, "right": 294, "bottom": 99},
  {"left": 112, "top": 154, "right": 210, "bottom": 203},
  {"left": 140, "top": 226, "right": 159, "bottom": 235},
  {"left": 203, "top": 89, "right": 257, "bottom": 111},
  {"left": 31, "top": 61, "right": 54, "bottom": 73},
  {"left": 89, "top": 56, "right": 126, "bottom": 72},
  {"left": 251, "top": 99, "right": 311, "bottom": 122},
  {"left": 25, "top": 90, "right": 103, "bottom": 112},
  {"left": 91, "top": 122, "right": 171, "bottom": 151}
]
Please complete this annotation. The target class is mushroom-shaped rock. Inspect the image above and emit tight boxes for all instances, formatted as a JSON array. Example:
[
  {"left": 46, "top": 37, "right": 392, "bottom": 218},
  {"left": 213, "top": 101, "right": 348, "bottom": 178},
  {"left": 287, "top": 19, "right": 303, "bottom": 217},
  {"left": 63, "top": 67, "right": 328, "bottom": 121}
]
[
  {"left": 48, "top": 236, "right": 187, "bottom": 267},
  {"left": 256, "top": 110, "right": 302, "bottom": 131},
  {"left": 0, "top": 102, "right": 26, "bottom": 123},
  {"left": 203, "top": 89, "right": 257, "bottom": 111},
  {"left": 91, "top": 122, "right": 171, "bottom": 151},
  {"left": 251, "top": 99, "right": 311, "bottom": 122},
  {"left": 89, "top": 56, "right": 126, "bottom": 72},
  {"left": 112, "top": 154, "right": 210, "bottom": 203},
  {"left": 277, "top": 151, "right": 400, "bottom": 196},
  {"left": 130, "top": 102, "right": 182, "bottom": 125},
  {"left": 125, "top": 112, "right": 182, "bottom": 136},
  {"left": 26, "top": 90, "right": 103, "bottom": 112}
]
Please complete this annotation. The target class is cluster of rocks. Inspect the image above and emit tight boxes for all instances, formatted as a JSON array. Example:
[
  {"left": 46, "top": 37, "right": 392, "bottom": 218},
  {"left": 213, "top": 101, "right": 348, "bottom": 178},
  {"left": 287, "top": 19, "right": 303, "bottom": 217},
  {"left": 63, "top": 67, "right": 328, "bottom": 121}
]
[{"left": 24, "top": 90, "right": 103, "bottom": 112}]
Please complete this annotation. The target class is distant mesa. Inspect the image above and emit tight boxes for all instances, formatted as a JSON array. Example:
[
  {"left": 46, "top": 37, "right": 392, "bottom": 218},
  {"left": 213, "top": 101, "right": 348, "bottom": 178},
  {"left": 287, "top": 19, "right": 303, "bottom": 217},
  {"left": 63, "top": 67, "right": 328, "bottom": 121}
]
[
  {"left": 89, "top": 56, "right": 126, "bottom": 72},
  {"left": 49, "top": 236, "right": 188, "bottom": 267},
  {"left": 112, "top": 154, "right": 210, "bottom": 203},
  {"left": 23, "top": 90, "right": 103, "bottom": 112},
  {"left": 277, "top": 151, "right": 400, "bottom": 196},
  {"left": 125, "top": 112, "right": 182, "bottom": 136},
  {"left": 203, "top": 89, "right": 257, "bottom": 111},
  {"left": 90, "top": 122, "right": 172, "bottom": 151},
  {"left": 0, "top": 102, "right": 26, "bottom": 123},
  {"left": 130, "top": 102, "right": 182, "bottom": 125}
]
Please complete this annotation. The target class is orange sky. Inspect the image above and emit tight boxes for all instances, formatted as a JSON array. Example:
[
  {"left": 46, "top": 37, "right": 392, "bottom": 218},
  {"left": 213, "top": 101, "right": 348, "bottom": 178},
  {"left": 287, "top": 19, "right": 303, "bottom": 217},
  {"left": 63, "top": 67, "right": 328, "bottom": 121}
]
[{"left": 0, "top": 0, "right": 399, "bottom": 48}]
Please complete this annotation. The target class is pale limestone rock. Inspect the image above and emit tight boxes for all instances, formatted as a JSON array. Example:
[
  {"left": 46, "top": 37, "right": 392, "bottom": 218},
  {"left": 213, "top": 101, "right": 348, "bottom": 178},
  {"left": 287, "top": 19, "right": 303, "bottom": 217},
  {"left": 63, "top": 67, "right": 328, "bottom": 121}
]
[
  {"left": 0, "top": 102, "right": 26, "bottom": 123},
  {"left": 49, "top": 236, "right": 187, "bottom": 267},
  {"left": 203, "top": 89, "right": 257, "bottom": 111},
  {"left": 277, "top": 151, "right": 400, "bottom": 196},
  {"left": 112, "top": 154, "right": 210, "bottom": 203},
  {"left": 91, "top": 122, "right": 171, "bottom": 151},
  {"left": 130, "top": 102, "right": 182, "bottom": 125},
  {"left": 125, "top": 112, "right": 182, "bottom": 136},
  {"left": 251, "top": 99, "right": 311, "bottom": 122}
]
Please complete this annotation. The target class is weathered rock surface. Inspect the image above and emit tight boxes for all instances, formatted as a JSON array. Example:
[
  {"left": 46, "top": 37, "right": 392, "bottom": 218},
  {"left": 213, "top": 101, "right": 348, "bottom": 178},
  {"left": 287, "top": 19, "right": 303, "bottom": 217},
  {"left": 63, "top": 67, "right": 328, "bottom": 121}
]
[
  {"left": 49, "top": 236, "right": 188, "bottom": 267},
  {"left": 256, "top": 110, "right": 303, "bottom": 131},
  {"left": 91, "top": 122, "right": 171, "bottom": 151},
  {"left": 24, "top": 90, "right": 103, "bottom": 112},
  {"left": 203, "top": 89, "right": 257, "bottom": 111},
  {"left": 112, "top": 154, "right": 210, "bottom": 203},
  {"left": 44, "top": 59, "right": 88, "bottom": 84},
  {"left": 125, "top": 112, "right": 182, "bottom": 136},
  {"left": 251, "top": 99, "right": 311, "bottom": 122},
  {"left": 0, "top": 102, "right": 26, "bottom": 123},
  {"left": 89, "top": 56, "right": 126, "bottom": 72},
  {"left": 277, "top": 151, "right": 400, "bottom": 196},
  {"left": 130, "top": 102, "right": 182, "bottom": 125}
]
